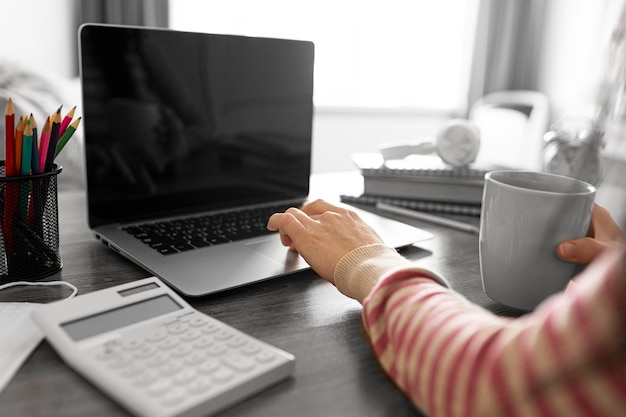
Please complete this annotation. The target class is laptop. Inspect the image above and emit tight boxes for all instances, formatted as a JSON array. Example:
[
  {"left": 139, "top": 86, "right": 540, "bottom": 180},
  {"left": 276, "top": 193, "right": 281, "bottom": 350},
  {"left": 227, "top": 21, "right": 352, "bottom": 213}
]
[{"left": 78, "top": 24, "right": 432, "bottom": 297}]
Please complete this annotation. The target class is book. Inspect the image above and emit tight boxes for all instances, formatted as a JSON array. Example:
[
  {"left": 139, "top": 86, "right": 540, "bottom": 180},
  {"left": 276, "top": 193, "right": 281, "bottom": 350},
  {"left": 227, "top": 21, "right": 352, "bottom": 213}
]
[
  {"left": 352, "top": 153, "right": 496, "bottom": 205},
  {"left": 340, "top": 194, "right": 482, "bottom": 216},
  {"left": 352, "top": 152, "right": 492, "bottom": 178}
]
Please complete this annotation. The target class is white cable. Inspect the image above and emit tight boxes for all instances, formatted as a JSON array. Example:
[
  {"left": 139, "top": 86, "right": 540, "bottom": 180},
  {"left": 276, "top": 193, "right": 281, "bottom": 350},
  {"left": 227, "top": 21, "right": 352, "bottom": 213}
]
[{"left": 0, "top": 281, "right": 78, "bottom": 300}]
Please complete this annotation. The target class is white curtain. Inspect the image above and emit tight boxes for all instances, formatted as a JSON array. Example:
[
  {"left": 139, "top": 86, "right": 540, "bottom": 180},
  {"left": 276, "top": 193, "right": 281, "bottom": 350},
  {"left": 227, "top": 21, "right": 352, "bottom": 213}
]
[
  {"left": 70, "top": 0, "right": 169, "bottom": 75},
  {"left": 467, "top": 0, "right": 548, "bottom": 112},
  {"left": 77, "top": 0, "right": 168, "bottom": 27}
]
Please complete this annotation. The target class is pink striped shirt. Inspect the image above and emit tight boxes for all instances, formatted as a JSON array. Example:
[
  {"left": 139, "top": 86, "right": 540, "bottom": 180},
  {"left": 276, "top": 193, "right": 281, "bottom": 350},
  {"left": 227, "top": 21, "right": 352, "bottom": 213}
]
[{"left": 335, "top": 245, "right": 626, "bottom": 417}]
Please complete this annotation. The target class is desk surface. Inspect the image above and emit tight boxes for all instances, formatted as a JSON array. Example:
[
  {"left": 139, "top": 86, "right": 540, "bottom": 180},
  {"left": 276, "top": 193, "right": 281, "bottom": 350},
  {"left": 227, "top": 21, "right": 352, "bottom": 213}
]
[{"left": 0, "top": 172, "right": 520, "bottom": 417}]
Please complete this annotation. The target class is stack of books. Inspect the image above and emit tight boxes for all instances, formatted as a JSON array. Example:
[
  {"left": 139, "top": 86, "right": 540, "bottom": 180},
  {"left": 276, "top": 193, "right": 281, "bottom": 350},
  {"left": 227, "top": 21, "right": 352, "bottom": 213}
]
[{"left": 342, "top": 153, "right": 498, "bottom": 216}]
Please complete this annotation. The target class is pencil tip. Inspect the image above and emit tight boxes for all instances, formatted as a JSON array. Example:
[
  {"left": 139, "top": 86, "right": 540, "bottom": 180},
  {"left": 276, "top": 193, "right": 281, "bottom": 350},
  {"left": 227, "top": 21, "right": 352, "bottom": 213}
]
[
  {"left": 5, "top": 97, "right": 15, "bottom": 113},
  {"left": 65, "top": 106, "right": 77, "bottom": 117}
]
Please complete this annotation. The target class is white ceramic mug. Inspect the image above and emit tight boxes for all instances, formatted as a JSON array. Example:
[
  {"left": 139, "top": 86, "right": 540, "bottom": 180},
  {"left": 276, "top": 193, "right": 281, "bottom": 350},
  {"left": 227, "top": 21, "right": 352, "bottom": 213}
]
[{"left": 479, "top": 170, "right": 596, "bottom": 310}]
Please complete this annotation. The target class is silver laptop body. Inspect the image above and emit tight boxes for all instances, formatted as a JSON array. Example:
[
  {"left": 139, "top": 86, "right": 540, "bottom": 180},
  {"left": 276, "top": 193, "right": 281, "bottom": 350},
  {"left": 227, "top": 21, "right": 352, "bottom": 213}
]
[{"left": 79, "top": 24, "right": 431, "bottom": 297}]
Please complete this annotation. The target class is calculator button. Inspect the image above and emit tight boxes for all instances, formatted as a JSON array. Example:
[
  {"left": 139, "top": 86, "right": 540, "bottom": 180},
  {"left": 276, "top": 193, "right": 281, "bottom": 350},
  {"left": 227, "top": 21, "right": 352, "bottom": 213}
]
[
  {"left": 193, "top": 337, "right": 213, "bottom": 349},
  {"left": 146, "top": 353, "right": 169, "bottom": 368},
  {"left": 187, "top": 377, "right": 212, "bottom": 395},
  {"left": 95, "top": 348, "right": 120, "bottom": 362},
  {"left": 197, "top": 360, "right": 221, "bottom": 375},
  {"left": 147, "top": 329, "right": 168, "bottom": 342},
  {"left": 133, "top": 370, "right": 160, "bottom": 387},
  {"left": 135, "top": 344, "right": 157, "bottom": 358},
  {"left": 222, "top": 356, "right": 255, "bottom": 373},
  {"left": 160, "top": 362, "right": 183, "bottom": 377},
  {"left": 108, "top": 355, "right": 133, "bottom": 369},
  {"left": 161, "top": 388, "right": 187, "bottom": 407},
  {"left": 201, "top": 323, "right": 220, "bottom": 334},
  {"left": 255, "top": 351, "right": 277, "bottom": 364},
  {"left": 214, "top": 330, "right": 232, "bottom": 341},
  {"left": 171, "top": 344, "right": 193, "bottom": 358},
  {"left": 206, "top": 344, "right": 227, "bottom": 357},
  {"left": 212, "top": 368, "right": 235, "bottom": 383},
  {"left": 147, "top": 379, "right": 172, "bottom": 396},
  {"left": 173, "top": 369, "right": 197, "bottom": 386},
  {"left": 167, "top": 322, "right": 188, "bottom": 335},
  {"left": 96, "top": 342, "right": 122, "bottom": 357},
  {"left": 158, "top": 338, "right": 180, "bottom": 350},
  {"left": 188, "top": 316, "right": 208, "bottom": 327},
  {"left": 120, "top": 363, "right": 144, "bottom": 378},
  {"left": 122, "top": 338, "right": 144, "bottom": 351},
  {"left": 241, "top": 344, "right": 261, "bottom": 356},
  {"left": 180, "top": 330, "right": 201, "bottom": 342},
  {"left": 227, "top": 336, "right": 246, "bottom": 348},
  {"left": 184, "top": 352, "right": 206, "bottom": 366}
]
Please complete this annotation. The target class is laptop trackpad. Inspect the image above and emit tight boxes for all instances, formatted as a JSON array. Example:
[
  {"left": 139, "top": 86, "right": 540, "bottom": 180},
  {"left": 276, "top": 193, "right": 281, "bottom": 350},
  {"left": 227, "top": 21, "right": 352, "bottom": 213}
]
[{"left": 247, "top": 239, "right": 310, "bottom": 273}]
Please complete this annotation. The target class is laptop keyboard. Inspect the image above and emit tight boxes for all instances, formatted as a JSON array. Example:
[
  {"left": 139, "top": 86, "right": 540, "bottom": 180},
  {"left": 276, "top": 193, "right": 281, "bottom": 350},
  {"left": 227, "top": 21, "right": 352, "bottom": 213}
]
[{"left": 123, "top": 203, "right": 296, "bottom": 255}]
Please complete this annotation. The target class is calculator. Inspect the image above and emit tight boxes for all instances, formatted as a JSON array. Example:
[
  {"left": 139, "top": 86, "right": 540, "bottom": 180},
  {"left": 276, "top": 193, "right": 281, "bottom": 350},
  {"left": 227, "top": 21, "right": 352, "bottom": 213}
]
[{"left": 31, "top": 277, "right": 295, "bottom": 417}]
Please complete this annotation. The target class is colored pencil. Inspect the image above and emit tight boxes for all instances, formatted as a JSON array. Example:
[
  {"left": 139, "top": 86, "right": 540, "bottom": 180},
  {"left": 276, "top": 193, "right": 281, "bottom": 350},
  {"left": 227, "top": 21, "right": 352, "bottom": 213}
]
[
  {"left": 38, "top": 117, "right": 51, "bottom": 173},
  {"left": 30, "top": 113, "right": 37, "bottom": 141},
  {"left": 52, "top": 105, "right": 62, "bottom": 121},
  {"left": 55, "top": 117, "right": 81, "bottom": 156},
  {"left": 15, "top": 116, "right": 25, "bottom": 175},
  {"left": 58, "top": 105, "right": 76, "bottom": 137},
  {"left": 5, "top": 98, "right": 15, "bottom": 176},
  {"left": 44, "top": 108, "right": 61, "bottom": 172},
  {"left": 19, "top": 119, "right": 34, "bottom": 221},
  {"left": 21, "top": 118, "right": 33, "bottom": 176},
  {"left": 28, "top": 115, "right": 40, "bottom": 229},
  {"left": 3, "top": 99, "right": 16, "bottom": 257},
  {"left": 29, "top": 114, "right": 43, "bottom": 233},
  {"left": 30, "top": 114, "right": 40, "bottom": 174}
]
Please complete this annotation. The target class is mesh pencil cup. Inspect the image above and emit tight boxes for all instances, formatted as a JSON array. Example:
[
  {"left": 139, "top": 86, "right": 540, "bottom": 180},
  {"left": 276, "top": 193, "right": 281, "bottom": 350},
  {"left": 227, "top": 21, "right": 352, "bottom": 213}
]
[{"left": 0, "top": 162, "right": 63, "bottom": 281}]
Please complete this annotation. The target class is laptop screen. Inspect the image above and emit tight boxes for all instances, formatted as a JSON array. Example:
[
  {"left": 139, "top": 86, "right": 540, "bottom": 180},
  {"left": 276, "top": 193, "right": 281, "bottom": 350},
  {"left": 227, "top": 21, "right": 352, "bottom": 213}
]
[{"left": 79, "top": 25, "right": 314, "bottom": 227}]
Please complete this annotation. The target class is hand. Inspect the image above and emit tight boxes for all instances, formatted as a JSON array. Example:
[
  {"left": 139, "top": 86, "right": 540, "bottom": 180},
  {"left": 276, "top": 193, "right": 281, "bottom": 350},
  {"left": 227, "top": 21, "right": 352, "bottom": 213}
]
[
  {"left": 266, "top": 199, "right": 384, "bottom": 283},
  {"left": 557, "top": 204, "right": 625, "bottom": 264}
]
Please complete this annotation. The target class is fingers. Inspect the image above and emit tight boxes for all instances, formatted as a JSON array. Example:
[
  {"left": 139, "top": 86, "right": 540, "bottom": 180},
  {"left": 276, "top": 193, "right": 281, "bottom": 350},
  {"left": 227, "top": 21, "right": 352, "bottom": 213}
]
[
  {"left": 267, "top": 208, "right": 316, "bottom": 250},
  {"left": 301, "top": 199, "right": 352, "bottom": 217},
  {"left": 590, "top": 204, "right": 623, "bottom": 240},
  {"left": 558, "top": 204, "right": 625, "bottom": 265},
  {"left": 557, "top": 237, "right": 609, "bottom": 265}
]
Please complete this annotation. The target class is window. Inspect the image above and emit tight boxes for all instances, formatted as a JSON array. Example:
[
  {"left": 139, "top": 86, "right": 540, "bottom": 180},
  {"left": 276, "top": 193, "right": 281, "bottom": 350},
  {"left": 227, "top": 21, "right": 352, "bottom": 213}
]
[{"left": 169, "top": 0, "right": 478, "bottom": 112}]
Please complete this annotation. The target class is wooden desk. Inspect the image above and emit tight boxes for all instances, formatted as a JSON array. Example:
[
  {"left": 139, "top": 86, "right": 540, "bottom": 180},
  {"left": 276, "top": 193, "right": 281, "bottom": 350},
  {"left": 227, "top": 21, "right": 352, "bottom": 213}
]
[{"left": 0, "top": 173, "right": 520, "bottom": 417}]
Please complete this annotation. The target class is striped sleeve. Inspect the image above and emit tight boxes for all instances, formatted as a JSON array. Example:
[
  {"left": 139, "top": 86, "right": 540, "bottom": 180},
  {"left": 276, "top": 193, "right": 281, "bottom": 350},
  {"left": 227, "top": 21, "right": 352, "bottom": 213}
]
[{"left": 362, "top": 248, "right": 626, "bottom": 417}]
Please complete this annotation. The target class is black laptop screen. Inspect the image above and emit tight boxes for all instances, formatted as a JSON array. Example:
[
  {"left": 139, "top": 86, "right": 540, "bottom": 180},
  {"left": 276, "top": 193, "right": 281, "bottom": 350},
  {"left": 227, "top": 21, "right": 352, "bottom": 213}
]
[{"left": 79, "top": 25, "right": 314, "bottom": 227}]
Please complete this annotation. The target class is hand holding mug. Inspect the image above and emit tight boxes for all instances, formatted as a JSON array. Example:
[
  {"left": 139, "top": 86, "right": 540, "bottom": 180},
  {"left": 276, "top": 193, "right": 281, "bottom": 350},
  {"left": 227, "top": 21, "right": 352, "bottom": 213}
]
[
  {"left": 479, "top": 170, "right": 596, "bottom": 310},
  {"left": 557, "top": 204, "right": 625, "bottom": 265}
]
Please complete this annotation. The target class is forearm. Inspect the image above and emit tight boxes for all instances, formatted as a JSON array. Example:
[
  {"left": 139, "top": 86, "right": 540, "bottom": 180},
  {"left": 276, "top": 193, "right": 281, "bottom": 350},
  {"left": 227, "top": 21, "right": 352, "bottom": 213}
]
[
  {"left": 357, "top": 248, "right": 626, "bottom": 417},
  {"left": 362, "top": 268, "right": 510, "bottom": 417}
]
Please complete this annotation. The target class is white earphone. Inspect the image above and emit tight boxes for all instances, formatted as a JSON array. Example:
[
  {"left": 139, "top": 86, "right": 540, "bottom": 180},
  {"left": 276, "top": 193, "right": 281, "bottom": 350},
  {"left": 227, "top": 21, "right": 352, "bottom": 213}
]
[{"left": 379, "top": 119, "right": 481, "bottom": 167}]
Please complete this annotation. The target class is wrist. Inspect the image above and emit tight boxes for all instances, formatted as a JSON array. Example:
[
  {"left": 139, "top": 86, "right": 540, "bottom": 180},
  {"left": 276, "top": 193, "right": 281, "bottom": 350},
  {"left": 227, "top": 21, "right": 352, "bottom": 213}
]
[{"left": 334, "top": 244, "right": 410, "bottom": 303}]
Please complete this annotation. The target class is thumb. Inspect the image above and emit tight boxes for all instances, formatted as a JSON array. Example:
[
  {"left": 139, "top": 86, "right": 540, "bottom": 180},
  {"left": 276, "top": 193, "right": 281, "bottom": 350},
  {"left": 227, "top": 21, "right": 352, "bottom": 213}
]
[{"left": 557, "top": 237, "right": 608, "bottom": 265}]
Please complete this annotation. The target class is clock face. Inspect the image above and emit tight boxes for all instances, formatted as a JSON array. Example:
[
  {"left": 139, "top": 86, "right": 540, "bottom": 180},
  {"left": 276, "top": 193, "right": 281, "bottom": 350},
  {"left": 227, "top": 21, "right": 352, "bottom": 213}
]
[{"left": 543, "top": 140, "right": 602, "bottom": 186}]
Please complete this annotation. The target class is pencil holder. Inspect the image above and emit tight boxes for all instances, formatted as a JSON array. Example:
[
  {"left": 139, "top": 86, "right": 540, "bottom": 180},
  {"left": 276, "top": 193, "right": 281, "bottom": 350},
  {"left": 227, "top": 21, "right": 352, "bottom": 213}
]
[{"left": 0, "top": 162, "right": 63, "bottom": 281}]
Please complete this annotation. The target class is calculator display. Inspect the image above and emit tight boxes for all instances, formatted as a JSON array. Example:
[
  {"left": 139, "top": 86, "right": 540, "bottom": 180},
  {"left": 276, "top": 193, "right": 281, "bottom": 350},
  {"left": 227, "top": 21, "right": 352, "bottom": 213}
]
[
  {"left": 118, "top": 282, "right": 160, "bottom": 297},
  {"left": 61, "top": 295, "right": 182, "bottom": 341}
]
